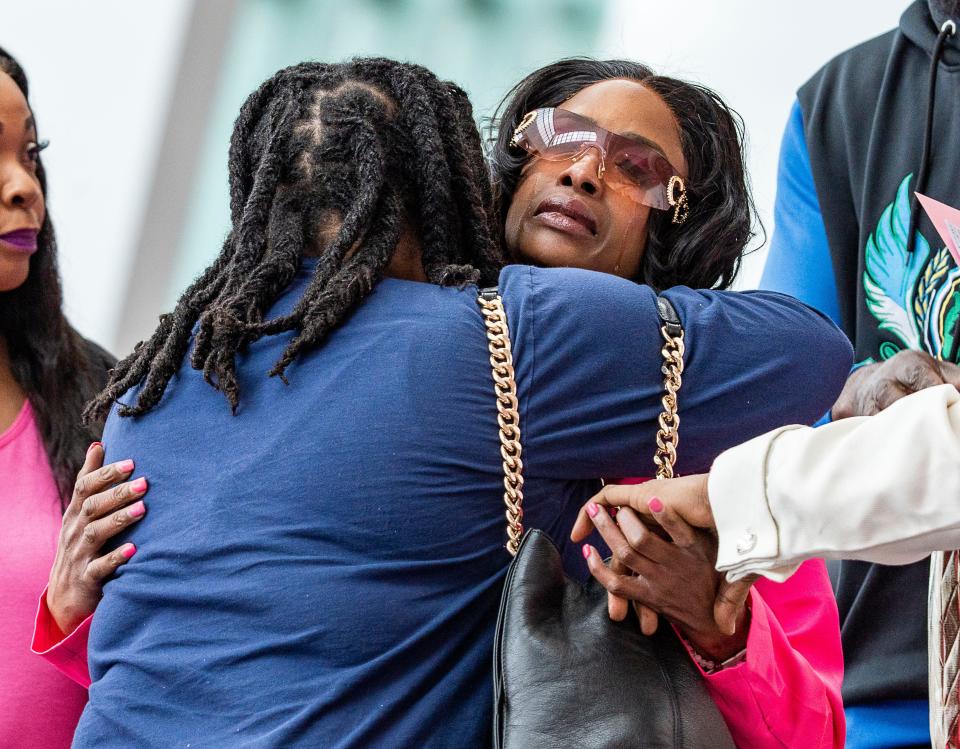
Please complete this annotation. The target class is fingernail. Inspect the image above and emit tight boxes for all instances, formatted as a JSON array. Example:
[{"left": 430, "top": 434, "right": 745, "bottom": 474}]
[
  {"left": 87, "top": 442, "right": 102, "bottom": 455},
  {"left": 128, "top": 501, "right": 146, "bottom": 518},
  {"left": 122, "top": 544, "right": 137, "bottom": 559},
  {"left": 117, "top": 459, "right": 135, "bottom": 473},
  {"left": 587, "top": 502, "right": 600, "bottom": 518},
  {"left": 130, "top": 477, "right": 148, "bottom": 494},
  {"left": 582, "top": 544, "right": 592, "bottom": 559},
  {"left": 649, "top": 497, "right": 664, "bottom": 513},
  {"left": 609, "top": 507, "right": 619, "bottom": 518}
]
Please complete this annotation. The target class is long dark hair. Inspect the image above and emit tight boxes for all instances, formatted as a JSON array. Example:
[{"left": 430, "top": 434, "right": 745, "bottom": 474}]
[
  {"left": 0, "top": 48, "right": 114, "bottom": 505},
  {"left": 87, "top": 58, "right": 503, "bottom": 420},
  {"left": 489, "top": 58, "right": 757, "bottom": 290}
]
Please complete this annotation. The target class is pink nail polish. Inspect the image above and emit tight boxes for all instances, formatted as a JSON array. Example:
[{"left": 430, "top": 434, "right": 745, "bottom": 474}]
[
  {"left": 649, "top": 497, "right": 664, "bottom": 513},
  {"left": 122, "top": 544, "right": 137, "bottom": 559},
  {"left": 609, "top": 507, "right": 619, "bottom": 518},
  {"left": 582, "top": 544, "right": 591, "bottom": 559},
  {"left": 87, "top": 441, "right": 102, "bottom": 455},
  {"left": 587, "top": 502, "right": 600, "bottom": 518},
  {"left": 117, "top": 459, "right": 135, "bottom": 473},
  {"left": 130, "top": 477, "right": 148, "bottom": 494},
  {"left": 128, "top": 501, "right": 146, "bottom": 518}
]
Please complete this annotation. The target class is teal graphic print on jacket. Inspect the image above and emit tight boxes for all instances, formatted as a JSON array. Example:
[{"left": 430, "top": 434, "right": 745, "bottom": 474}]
[{"left": 864, "top": 174, "right": 960, "bottom": 362}]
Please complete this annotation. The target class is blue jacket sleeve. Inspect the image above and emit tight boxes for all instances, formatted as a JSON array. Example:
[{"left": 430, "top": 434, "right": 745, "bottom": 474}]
[
  {"left": 761, "top": 101, "right": 842, "bottom": 326},
  {"left": 510, "top": 266, "right": 854, "bottom": 479}
]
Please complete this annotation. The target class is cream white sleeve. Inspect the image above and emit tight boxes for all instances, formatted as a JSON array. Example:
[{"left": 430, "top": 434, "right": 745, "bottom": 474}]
[{"left": 708, "top": 384, "right": 960, "bottom": 581}]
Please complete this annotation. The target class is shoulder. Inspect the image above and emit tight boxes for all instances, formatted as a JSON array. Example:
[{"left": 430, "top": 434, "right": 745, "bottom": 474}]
[
  {"left": 799, "top": 29, "right": 899, "bottom": 110},
  {"left": 494, "top": 266, "right": 663, "bottom": 369},
  {"left": 78, "top": 336, "right": 116, "bottom": 391},
  {"left": 499, "top": 264, "right": 657, "bottom": 317}
]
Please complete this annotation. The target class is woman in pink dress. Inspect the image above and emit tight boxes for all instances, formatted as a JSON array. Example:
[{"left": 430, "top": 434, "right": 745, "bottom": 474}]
[
  {"left": 488, "top": 58, "right": 845, "bottom": 749},
  {"left": 0, "top": 47, "right": 139, "bottom": 749}
]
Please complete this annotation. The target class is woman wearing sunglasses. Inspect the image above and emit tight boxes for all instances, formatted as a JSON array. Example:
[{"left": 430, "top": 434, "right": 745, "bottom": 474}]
[{"left": 489, "top": 59, "right": 844, "bottom": 749}]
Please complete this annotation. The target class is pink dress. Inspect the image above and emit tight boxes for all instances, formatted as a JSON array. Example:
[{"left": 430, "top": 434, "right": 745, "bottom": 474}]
[
  {"left": 700, "top": 564, "right": 845, "bottom": 748},
  {"left": 1, "top": 400, "right": 87, "bottom": 748}
]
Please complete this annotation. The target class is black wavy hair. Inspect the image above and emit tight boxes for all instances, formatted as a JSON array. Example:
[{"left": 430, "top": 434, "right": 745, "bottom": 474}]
[
  {"left": 0, "top": 48, "right": 114, "bottom": 505},
  {"left": 87, "top": 58, "right": 503, "bottom": 420},
  {"left": 489, "top": 58, "right": 757, "bottom": 290}
]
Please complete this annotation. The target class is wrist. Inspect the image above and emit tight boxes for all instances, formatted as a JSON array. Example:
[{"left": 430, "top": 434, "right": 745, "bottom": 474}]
[
  {"left": 679, "top": 607, "right": 750, "bottom": 664},
  {"left": 45, "top": 587, "right": 86, "bottom": 636},
  {"left": 684, "top": 629, "right": 748, "bottom": 664}
]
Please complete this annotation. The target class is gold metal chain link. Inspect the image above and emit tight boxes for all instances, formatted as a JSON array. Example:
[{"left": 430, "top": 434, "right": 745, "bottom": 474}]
[
  {"left": 479, "top": 290, "right": 684, "bottom": 554},
  {"left": 478, "top": 292, "right": 525, "bottom": 556},
  {"left": 654, "top": 323, "right": 685, "bottom": 480}
]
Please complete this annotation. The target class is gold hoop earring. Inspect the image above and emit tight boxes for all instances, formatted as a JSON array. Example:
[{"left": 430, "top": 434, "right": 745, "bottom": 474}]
[{"left": 667, "top": 175, "right": 689, "bottom": 225}]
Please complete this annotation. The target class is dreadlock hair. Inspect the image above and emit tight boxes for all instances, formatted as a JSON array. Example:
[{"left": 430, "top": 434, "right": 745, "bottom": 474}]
[
  {"left": 86, "top": 58, "right": 503, "bottom": 421},
  {"left": 0, "top": 48, "right": 114, "bottom": 507},
  {"left": 489, "top": 58, "right": 758, "bottom": 291}
]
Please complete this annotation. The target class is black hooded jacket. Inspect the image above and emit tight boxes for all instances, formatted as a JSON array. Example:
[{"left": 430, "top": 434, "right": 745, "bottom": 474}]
[{"left": 797, "top": 0, "right": 960, "bottom": 705}]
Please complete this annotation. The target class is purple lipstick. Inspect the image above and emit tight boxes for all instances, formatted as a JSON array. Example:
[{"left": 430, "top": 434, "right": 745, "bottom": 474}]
[{"left": 0, "top": 228, "right": 39, "bottom": 254}]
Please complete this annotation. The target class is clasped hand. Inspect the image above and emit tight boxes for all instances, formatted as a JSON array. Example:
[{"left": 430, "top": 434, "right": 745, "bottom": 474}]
[{"left": 570, "top": 476, "right": 752, "bottom": 663}]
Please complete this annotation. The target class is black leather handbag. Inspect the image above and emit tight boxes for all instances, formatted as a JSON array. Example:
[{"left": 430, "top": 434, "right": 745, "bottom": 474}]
[{"left": 476, "top": 288, "right": 735, "bottom": 749}]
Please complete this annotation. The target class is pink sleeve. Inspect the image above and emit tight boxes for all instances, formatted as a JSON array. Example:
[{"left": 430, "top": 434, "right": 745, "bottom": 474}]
[
  {"left": 698, "top": 560, "right": 845, "bottom": 748},
  {"left": 30, "top": 586, "right": 92, "bottom": 688}
]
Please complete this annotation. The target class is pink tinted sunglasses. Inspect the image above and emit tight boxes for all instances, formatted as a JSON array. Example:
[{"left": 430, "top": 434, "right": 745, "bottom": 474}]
[{"left": 510, "top": 107, "right": 688, "bottom": 223}]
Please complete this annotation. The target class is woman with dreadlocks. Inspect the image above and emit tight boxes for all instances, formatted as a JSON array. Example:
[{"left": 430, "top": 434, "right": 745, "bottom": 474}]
[
  {"left": 49, "top": 58, "right": 847, "bottom": 747},
  {"left": 0, "top": 47, "right": 145, "bottom": 748}
]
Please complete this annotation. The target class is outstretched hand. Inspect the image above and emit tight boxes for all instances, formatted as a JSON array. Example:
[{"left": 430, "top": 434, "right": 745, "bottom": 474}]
[{"left": 570, "top": 474, "right": 756, "bottom": 637}]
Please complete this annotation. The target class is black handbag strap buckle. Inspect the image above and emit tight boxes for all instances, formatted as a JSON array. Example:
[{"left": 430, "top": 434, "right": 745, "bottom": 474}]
[{"left": 656, "top": 295, "right": 683, "bottom": 337}]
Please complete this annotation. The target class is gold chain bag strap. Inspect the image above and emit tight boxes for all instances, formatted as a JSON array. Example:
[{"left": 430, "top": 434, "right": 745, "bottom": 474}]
[
  {"left": 477, "top": 288, "right": 525, "bottom": 555},
  {"left": 484, "top": 286, "right": 734, "bottom": 748},
  {"left": 477, "top": 288, "right": 685, "bottom": 554}
]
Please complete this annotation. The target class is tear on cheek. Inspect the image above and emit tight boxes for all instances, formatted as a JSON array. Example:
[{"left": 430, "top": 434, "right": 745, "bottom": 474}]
[{"left": 607, "top": 213, "right": 650, "bottom": 278}]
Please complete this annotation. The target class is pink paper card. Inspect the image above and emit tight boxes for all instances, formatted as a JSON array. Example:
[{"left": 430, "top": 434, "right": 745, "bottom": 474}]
[{"left": 917, "top": 192, "right": 960, "bottom": 267}]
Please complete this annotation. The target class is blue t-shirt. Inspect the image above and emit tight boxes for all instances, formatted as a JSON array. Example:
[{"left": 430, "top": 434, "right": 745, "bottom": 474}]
[{"left": 75, "top": 263, "right": 852, "bottom": 748}]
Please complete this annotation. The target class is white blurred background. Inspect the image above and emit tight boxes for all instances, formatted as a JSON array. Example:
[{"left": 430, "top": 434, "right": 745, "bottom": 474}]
[{"left": 1, "top": 0, "right": 907, "bottom": 354}]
